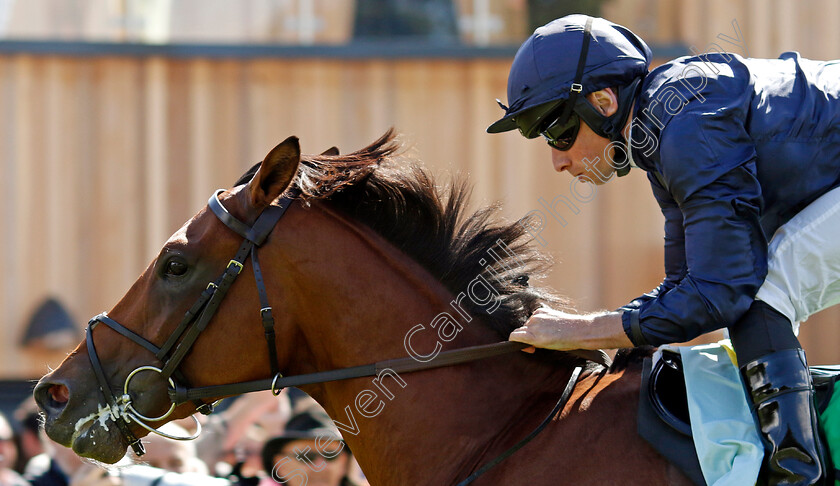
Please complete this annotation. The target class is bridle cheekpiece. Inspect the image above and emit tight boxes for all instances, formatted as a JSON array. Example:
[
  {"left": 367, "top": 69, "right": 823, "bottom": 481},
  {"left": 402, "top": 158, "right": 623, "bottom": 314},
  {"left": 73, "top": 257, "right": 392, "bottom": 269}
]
[{"left": 85, "top": 188, "right": 295, "bottom": 455}]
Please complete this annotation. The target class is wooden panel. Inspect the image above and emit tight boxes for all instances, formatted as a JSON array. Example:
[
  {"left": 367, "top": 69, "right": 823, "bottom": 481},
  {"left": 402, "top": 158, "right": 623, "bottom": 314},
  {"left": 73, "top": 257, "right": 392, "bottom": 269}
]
[{"left": 5, "top": 3, "right": 840, "bottom": 376}]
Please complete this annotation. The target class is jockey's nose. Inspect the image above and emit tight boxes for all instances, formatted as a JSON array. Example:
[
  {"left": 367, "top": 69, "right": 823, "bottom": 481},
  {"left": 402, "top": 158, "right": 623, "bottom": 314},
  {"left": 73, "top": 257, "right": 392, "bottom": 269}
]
[
  {"left": 34, "top": 379, "right": 71, "bottom": 419},
  {"left": 552, "top": 153, "right": 571, "bottom": 173}
]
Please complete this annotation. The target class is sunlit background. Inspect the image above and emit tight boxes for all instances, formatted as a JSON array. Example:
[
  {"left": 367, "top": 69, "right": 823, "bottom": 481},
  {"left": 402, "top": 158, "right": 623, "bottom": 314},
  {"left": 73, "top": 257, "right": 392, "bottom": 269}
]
[{"left": 1, "top": 0, "right": 839, "bottom": 417}]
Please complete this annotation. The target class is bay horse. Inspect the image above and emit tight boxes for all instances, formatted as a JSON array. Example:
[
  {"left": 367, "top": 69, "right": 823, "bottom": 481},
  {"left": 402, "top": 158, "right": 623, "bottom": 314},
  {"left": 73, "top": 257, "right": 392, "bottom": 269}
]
[{"left": 34, "top": 131, "right": 691, "bottom": 485}]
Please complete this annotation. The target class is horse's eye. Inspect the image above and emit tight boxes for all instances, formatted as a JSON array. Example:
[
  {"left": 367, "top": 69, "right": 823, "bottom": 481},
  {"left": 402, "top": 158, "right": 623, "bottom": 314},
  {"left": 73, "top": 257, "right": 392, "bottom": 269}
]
[{"left": 164, "top": 260, "right": 189, "bottom": 277}]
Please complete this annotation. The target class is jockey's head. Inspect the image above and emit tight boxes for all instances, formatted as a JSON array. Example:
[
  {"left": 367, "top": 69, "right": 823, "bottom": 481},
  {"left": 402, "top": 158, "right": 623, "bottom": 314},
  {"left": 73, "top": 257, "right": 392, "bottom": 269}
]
[{"left": 488, "top": 15, "right": 651, "bottom": 182}]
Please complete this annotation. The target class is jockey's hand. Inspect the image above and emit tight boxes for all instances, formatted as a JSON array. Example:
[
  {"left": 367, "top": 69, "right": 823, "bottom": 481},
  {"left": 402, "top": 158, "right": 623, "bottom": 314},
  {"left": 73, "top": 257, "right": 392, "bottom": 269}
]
[{"left": 509, "top": 306, "right": 633, "bottom": 351}]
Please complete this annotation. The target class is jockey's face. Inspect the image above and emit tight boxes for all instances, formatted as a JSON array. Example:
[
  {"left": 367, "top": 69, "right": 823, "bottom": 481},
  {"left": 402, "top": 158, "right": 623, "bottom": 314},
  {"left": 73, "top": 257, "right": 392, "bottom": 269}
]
[
  {"left": 549, "top": 88, "right": 623, "bottom": 186},
  {"left": 550, "top": 119, "right": 617, "bottom": 185}
]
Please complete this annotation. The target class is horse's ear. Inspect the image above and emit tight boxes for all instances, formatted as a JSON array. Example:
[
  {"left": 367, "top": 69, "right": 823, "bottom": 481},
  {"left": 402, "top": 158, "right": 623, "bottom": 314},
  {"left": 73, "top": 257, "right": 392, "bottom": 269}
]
[
  {"left": 249, "top": 136, "right": 301, "bottom": 208},
  {"left": 320, "top": 146, "right": 339, "bottom": 156}
]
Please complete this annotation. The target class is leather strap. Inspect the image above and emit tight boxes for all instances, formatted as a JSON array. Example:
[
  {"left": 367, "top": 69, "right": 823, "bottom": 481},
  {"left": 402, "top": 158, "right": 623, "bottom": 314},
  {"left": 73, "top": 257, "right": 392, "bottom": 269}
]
[
  {"left": 169, "top": 341, "right": 608, "bottom": 404},
  {"left": 455, "top": 365, "right": 584, "bottom": 485},
  {"left": 208, "top": 191, "right": 295, "bottom": 245},
  {"left": 156, "top": 284, "right": 217, "bottom": 361},
  {"left": 86, "top": 322, "right": 145, "bottom": 456},
  {"left": 160, "top": 239, "right": 254, "bottom": 379},
  {"left": 552, "top": 16, "right": 593, "bottom": 130},
  {"left": 252, "top": 246, "right": 280, "bottom": 377},
  {"left": 93, "top": 313, "right": 161, "bottom": 356},
  {"left": 208, "top": 190, "right": 254, "bottom": 242},
  {"left": 89, "top": 313, "right": 216, "bottom": 416}
]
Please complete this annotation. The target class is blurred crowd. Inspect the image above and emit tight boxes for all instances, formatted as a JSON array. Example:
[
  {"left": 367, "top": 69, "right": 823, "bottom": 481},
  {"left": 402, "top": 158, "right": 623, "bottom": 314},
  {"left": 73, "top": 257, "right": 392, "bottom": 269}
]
[{"left": 0, "top": 389, "right": 368, "bottom": 486}]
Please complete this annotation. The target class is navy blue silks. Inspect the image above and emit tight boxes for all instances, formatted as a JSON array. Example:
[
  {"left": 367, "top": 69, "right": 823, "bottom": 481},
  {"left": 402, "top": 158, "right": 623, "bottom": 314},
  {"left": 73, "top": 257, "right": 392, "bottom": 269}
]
[{"left": 622, "top": 52, "right": 840, "bottom": 345}]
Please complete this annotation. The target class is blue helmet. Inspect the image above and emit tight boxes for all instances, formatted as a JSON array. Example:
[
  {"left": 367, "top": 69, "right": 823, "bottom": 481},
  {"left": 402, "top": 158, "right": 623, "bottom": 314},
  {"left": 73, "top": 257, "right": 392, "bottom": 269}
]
[{"left": 487, "top": 15, "right": 652, "bottom": 134}]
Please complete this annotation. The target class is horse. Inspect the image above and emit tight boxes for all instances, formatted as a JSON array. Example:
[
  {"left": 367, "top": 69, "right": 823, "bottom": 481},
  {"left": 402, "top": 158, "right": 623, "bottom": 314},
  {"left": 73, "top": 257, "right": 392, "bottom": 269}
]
[{"left": 34, "top": 130, "right": 692, "bottom": 485}]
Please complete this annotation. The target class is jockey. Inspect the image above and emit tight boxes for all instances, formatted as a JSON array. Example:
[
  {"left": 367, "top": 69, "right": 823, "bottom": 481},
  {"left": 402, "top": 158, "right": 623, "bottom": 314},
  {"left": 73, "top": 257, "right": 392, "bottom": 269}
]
[{"left": 490, "top": 15, "right": 840, "bottom": 485}]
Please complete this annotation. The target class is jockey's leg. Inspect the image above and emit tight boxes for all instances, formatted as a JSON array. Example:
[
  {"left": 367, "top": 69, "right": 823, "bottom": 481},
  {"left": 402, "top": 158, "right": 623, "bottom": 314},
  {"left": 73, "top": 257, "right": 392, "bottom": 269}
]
[
  {"left": 730, "top": 303, "right": 826, "bottom": 485},
  {"left": 756, "top": 184, "right": 840, "bottom": 328},
  {"left": 727, "top": 185, "right": 840, "bottom": 486}
]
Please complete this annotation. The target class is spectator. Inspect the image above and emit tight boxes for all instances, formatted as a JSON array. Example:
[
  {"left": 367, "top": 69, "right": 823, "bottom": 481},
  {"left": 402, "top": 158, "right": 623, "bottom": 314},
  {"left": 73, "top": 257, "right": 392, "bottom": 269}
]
[
  {"left": 138, "top": 423, "right": 208, "bottom": 475},
  {"left": 260, "top": 401, "right": 365, "bottom": 486},
  {"left": 28, "top": 420, "right": 227, "bottom": 486},
  {"left": 194, "top": 390, "right": 291, "bottom": 484},
  {"left": 0, "top": 412, "right": 27, "bottom": 486},
  {"left": 14, "top": 397, "right": 48, "bottom": 477},
  {"left": 28, "top": 427, "right": 124, "bottom": 486}
]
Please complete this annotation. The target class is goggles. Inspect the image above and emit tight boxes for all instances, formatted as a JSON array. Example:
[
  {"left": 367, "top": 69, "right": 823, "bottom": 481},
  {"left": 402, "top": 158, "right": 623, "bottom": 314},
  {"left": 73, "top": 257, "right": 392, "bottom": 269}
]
[
  {"left": 541, "top": 111, "right": 581, "bottom": 151},
  {"left": 513, "top": 102, "right": 581, "bottom": 151}
]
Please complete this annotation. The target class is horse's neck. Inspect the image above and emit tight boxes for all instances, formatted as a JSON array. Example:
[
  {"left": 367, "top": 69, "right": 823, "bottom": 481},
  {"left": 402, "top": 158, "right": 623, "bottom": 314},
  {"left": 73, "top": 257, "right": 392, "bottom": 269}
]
[
  {"left": 305, "top": 343, "right": 576, "bottom": 485},
  {"left": 282, "top": 205, "right": 580, "bottom": 484}
]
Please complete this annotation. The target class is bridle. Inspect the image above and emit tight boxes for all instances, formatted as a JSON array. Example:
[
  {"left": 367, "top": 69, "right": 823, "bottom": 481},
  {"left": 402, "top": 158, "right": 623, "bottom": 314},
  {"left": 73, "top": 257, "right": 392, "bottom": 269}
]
[
  {"left": 85, "top": 188, "right": 294, "bottom": 455},
  {"left": 84, "top": 186, "right": 612, "bottom": 483}
]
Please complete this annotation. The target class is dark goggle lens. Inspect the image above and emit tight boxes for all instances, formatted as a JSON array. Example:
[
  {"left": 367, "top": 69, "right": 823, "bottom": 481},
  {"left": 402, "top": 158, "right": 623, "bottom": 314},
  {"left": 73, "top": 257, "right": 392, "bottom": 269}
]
[
  {"left": 541, "top": 112, "right": 580, "bottom": 151},
  {"left": 513, "top": 101, "right": 565, "bottom": 139}
]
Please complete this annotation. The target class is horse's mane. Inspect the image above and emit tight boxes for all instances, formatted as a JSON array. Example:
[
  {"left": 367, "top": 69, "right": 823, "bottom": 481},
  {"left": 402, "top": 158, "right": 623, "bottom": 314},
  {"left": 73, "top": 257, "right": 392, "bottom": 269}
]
[{"left": 236, "top": 129, "right": 569, "bottom": 341}]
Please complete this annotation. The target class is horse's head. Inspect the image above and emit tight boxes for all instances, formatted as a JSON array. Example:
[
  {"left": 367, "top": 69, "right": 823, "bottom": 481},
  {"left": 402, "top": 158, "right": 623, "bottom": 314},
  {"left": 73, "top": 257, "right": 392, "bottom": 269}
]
[{"left": 34, "top": 136, "right": 302, "bottom": 463}]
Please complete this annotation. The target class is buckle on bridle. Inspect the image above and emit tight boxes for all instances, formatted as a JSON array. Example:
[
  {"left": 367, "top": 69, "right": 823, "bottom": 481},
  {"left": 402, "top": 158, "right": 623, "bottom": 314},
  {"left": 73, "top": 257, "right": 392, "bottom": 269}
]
[
  {"left": 227, "top": 260, "right": 244, "bottom": 274},
  {"left": 570, "top": 83, "right": 583, "bottom": 93}
]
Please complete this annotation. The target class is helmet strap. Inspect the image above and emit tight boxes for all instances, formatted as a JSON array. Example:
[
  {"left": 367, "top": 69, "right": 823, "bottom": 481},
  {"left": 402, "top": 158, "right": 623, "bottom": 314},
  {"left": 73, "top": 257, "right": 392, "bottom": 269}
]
[
  {"left": 574, "top": 76, "right": 643, "bottom": 177},
  {"left": 552, "top": 17, "right": 593, "bottom": 132}
]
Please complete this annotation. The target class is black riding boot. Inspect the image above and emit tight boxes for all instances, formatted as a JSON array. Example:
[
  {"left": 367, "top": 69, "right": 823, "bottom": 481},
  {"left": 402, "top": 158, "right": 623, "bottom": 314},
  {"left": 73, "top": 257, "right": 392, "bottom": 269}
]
[{"left": 741, "top": 348, "right": 827, "bottom": 485}]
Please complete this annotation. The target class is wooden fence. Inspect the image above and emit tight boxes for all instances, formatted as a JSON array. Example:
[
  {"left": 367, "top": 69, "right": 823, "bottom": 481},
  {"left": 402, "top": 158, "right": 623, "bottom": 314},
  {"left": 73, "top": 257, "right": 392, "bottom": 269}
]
[{"left": 3, "top": 8, "right": 840, "bottom": 377}]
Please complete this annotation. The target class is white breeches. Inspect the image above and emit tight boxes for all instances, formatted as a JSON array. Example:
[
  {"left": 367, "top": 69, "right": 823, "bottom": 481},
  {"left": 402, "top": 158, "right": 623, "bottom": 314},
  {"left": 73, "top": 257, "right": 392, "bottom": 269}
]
[{"left": 756, "top": 185, "right": 840, "bottom": 333}]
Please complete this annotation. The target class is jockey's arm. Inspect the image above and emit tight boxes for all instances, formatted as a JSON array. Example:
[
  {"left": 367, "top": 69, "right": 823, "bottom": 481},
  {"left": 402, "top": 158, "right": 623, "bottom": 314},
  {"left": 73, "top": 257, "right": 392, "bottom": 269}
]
[{"left": 509, "top": 307, "right": 632, "bottom": 350}]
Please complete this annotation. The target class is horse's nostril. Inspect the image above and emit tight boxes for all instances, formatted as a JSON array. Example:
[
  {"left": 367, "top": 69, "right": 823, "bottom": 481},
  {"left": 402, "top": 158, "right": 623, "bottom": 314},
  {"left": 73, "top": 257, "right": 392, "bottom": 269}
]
[
  {"left": 34, "top": 381, "right": 70, "bottom": 416},
  {"left": 49, "top": 384, "right": 70, "bottom": 405}
]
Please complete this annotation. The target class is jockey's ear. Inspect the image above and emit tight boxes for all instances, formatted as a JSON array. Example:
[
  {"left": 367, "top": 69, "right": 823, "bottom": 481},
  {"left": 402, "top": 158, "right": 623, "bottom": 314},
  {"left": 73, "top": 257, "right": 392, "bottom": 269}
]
[
  {"left": 249, "top": 136, "right": 301, "bottom": 209},
  {"left": 586, "top": 87, "right": 619, "bottom": 117}
]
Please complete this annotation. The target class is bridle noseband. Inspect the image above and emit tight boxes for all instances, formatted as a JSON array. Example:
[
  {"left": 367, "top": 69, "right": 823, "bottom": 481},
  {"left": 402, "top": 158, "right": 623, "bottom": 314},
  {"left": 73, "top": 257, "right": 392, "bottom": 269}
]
[{"left": 85, "top": 189, "right": 295, "bottom": 456}]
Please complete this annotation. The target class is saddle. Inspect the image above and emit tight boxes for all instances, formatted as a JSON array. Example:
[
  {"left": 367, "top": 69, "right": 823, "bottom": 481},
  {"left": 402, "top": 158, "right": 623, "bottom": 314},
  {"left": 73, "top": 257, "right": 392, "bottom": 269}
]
[{"left": 638, "top": 347, "right": 840, "bottom": 486}]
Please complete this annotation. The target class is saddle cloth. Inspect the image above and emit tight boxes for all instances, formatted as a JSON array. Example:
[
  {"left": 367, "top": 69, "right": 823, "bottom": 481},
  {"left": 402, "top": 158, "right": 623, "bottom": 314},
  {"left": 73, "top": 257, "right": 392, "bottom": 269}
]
[
  {"left": 665, "top": 342, "right": 763, "bottom": 485},
  {"left": 639, "top": 341, "right": 840, "bottom": 486},
  {"left": 639, "top": 341, "right": 763, "bottom": 486}
]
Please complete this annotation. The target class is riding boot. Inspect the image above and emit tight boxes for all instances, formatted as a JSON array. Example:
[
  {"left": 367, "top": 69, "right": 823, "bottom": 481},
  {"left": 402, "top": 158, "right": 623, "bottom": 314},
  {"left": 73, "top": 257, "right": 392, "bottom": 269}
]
[{"left": 741, "top": 348, "right": 827, "bottom": 485}]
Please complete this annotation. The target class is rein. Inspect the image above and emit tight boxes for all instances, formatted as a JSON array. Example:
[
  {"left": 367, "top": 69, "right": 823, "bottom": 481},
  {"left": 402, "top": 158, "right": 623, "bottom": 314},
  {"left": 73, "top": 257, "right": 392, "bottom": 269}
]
[
  {"left": 456, "top": 365, "right": 584, "bottom": 486},
  {"left": 169, "top": 341, "right": 609, "bottom": 403},
  {"left": 83, "top": 188, "right": 611, "bottom": 460}
]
